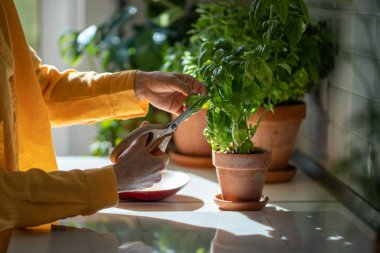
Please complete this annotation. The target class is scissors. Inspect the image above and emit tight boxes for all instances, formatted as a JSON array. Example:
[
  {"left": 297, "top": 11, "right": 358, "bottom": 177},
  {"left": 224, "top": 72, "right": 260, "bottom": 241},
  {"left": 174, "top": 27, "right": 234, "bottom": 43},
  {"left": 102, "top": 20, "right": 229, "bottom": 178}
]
[{"left": 110, "top": 96, "right": 208, "bottom": 163}]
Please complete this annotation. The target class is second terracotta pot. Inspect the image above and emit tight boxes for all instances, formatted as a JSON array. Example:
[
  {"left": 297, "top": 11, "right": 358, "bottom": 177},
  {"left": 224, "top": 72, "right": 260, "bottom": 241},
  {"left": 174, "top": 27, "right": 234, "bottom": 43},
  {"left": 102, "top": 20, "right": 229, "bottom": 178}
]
[
  {"left": 213, "top": 148, "right": 272, "bottom": 202},
  {"left": 172, "top": 109, "right": 211, "bottom": 156},
  {"left": 249, "top": 102, "right": 306, "bottom": 171}
]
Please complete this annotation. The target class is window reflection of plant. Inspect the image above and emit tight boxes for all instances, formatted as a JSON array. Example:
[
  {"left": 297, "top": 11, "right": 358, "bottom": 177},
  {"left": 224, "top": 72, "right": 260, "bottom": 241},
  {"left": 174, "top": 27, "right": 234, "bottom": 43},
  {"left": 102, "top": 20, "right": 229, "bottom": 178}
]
[
  {"left": 154, "top": 228, "right": 210, "bottom": 253},
  {"left": 58, "top": 0, "right": 198, "bottom": 156},
  {"left": 61, "top": 217, "right": 145, "bottom": 246},
  {"left": 332, "top": 101, "right": 380, "bottom": 211},
  {"left": 61, "top": 217, "right": 211, "bottom": 252}
]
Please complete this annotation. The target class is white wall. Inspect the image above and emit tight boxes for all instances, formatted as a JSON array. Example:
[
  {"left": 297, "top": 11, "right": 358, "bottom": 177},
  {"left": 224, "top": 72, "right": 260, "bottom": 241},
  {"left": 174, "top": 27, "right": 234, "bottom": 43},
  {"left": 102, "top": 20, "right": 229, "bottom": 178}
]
[
  {"left": 296, "top": 0, "right": 380, "bottom": 208},
  {"left": 38, "top": 0, "right": 117, "bottom": 155}
]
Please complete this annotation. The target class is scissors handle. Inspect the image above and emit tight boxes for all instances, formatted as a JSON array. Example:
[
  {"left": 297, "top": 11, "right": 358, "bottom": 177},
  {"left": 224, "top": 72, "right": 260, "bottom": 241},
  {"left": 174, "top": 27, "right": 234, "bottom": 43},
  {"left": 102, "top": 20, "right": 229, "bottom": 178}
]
[{"left": 110, "top": 123, "right": 169, "bottom": 163}]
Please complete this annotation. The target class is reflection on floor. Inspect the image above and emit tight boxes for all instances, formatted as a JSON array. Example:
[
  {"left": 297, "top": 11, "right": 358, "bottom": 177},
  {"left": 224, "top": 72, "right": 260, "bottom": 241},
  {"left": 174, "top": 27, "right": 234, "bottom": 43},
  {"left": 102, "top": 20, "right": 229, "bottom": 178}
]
[
  {"left": 6, "top": 157, "right": 376, "bottom": 253},
  {"left": 7, "top": 211, "right": 374, "bottom": 253}
]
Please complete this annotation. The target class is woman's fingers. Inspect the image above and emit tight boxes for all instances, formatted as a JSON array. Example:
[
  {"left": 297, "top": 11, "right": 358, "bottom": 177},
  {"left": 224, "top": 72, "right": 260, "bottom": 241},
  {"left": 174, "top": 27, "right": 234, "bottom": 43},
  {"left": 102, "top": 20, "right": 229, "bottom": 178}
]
[
  {"left": 150, "top": 149, "right": 169, "bottom": 168},
  {"left": 130, "top": 121, "right": 150, "bottom": 151},
  {"left": 172, "top": 73, "right": 208, "bottom": 95}
]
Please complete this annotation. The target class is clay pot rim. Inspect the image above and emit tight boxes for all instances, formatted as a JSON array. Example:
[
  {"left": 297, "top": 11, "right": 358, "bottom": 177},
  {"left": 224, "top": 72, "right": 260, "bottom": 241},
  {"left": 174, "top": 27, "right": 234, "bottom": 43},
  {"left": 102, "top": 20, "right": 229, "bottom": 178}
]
[
  {"left": 251, "top": 102, "right": 306, "bottom": 122},
  {"left": 212, "top": 147, "right": 272, "bottom": 171},
  {"left": 215, "top": 166, "right": 268, "bottom": 171},
  {"left": 212, "top": 146, "right": 272, "bottom": 156}
]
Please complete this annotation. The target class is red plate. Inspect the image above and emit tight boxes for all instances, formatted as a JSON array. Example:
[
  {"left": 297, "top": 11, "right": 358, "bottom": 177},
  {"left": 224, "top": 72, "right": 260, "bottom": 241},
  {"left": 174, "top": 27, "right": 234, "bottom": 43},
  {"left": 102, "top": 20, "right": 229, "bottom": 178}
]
[{"left": 118, "top": 170, "right": 190, "bottom": 201}]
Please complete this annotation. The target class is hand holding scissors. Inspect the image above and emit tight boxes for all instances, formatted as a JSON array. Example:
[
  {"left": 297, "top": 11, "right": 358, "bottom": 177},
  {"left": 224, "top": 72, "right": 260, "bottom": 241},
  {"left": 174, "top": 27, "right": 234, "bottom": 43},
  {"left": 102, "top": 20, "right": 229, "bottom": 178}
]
[{"left": 110, "top": 96, "right": 208, "bottom": 163}]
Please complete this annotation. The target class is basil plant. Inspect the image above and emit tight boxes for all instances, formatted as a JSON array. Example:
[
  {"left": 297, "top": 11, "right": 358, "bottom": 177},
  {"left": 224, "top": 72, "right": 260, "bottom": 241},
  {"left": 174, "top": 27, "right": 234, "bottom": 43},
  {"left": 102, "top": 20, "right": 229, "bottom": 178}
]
[{"left": 193, "top": 0, "right": 310, "bottom": 154}]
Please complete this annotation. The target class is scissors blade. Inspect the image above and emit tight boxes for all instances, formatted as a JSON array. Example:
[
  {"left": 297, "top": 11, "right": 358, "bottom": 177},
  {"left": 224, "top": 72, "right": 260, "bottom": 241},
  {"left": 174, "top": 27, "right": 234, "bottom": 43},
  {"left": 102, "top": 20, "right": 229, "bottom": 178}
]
[{"left": 166, "top": 96, "right": 208, "bottom": 133}]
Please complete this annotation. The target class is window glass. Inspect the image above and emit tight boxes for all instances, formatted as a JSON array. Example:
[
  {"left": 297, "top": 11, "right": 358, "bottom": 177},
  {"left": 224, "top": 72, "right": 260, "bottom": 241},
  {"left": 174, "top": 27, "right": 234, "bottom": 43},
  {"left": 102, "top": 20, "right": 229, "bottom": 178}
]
[{"left": 14, "top": 0, "right": 39, "bottom": 49}]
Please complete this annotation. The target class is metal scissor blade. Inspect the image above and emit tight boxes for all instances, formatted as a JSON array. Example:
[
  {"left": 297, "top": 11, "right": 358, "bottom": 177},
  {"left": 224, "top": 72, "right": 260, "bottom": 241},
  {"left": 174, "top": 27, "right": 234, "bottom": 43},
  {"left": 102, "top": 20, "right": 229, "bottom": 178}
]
[{"left": 167, "top": 96, "right": 208, "bottom": 133}]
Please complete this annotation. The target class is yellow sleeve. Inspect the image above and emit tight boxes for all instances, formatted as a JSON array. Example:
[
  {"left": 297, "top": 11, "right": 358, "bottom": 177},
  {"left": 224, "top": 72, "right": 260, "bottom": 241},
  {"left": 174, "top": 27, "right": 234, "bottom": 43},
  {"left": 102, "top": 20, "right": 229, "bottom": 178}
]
[
  {"left": 0, "top": 166, "right": 119, "bottom": 230},
  {"left": 30, "top": 48, "right": 149, "bottom": 127}
]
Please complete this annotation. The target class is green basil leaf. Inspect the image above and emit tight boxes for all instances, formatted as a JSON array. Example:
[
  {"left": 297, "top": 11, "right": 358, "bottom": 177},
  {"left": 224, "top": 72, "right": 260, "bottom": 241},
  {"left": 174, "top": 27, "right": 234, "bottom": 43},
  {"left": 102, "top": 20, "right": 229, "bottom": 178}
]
[
  {"left": 239, "top": 139, "right": 254, "bottom": 154},
  {"left": 200, "top": 41, "right": 213, "bottom": 52},
  {"left": 293, "top": 0, "right": 309, "bottom": 16},
  {"left": 271, "top": 39, "right": 286, "bottom": 48},
  {"left": 262, "top": 31, "right": 270, "bottom": 44},
  {"left": 234, "top": 45, "right": 247, "bottom": 56},
  {"left": 198, "top": 50, "right": 211, "bottom": 67},
  {"left": 214, "top": 49, "right": 225, "bottom": 63},
  {"left": 245, "top": 60, "right": 255, "bottom": 80},
  {"left": 293, "top": 67, "right": 309, "bottom": 87},
  {"left": 214, "top": 38, "right": 232, "bottom": 51},
  {"left": 307, "top": 63, "right": 319, "bottom": 84},
  {"left": 285, "top": 17, "right": 304, "bottom": 46},
  {"left": 274, "top": 0, "right": 290, "bottom": 24},
  {"left": 250, "top": 0, "right": 271, "bottom": 20},
  {"left": 199, "top": 63, "right": 213, "bottom": 78},
  {"left": 211, "top": 65, "right": 225, "bottom": 83},
  {"left": 246, "top": 58, "right": 273, "bottom": 86},
  {"left": 278, "top": 62, "right": 291, "bottom": 74}
]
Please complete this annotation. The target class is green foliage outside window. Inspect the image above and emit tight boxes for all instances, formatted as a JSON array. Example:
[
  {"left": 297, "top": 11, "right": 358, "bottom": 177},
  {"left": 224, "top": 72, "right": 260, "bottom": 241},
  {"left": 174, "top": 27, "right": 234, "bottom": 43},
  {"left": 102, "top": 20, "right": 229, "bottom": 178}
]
[{"left": 58, "top": 0, "right": 198, "bottom": 156}]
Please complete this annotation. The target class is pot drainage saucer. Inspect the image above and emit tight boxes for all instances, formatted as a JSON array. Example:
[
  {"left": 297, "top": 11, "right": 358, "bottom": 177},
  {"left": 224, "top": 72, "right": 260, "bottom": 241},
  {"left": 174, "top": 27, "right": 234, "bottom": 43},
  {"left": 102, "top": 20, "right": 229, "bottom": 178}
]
[
  {"left": 266, "top": 164, "right": 297, "bottom": 183},
  {"left": 214, "top": 194, "right": 269, "bottom": 211},
  {"left": 169, "top": 150, "right": 213, "bottom": 168}
]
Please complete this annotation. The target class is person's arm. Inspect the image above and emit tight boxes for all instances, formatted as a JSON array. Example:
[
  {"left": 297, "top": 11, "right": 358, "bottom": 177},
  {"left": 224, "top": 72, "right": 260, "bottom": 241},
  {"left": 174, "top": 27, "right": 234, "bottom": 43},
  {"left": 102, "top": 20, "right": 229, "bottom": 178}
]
[
  {"left": 0, "top": 122, "right": 168, "bottom": 231},
  {"left": 29, "top": 48, "right": 149, "bottom": 126},
  {"left": 0, "top": 43, "right": 118, "bottom": 231},
  {"left": 0, "top": 166, "right": 118, "bottom": 230}
]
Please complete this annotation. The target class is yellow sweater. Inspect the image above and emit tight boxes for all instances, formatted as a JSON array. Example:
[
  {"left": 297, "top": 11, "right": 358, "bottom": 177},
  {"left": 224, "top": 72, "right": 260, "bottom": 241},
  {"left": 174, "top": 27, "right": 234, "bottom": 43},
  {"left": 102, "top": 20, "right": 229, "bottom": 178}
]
[{"left": 0, "top": 0, "right": 148, "bottom": 230}]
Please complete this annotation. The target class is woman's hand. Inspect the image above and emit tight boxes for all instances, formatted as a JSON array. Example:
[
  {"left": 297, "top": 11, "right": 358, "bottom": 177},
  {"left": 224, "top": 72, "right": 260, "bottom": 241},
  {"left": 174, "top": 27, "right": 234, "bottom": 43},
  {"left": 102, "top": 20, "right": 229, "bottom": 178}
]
[
  {"left": 113, "top": 122, "right": 169, "bottom": 192},
  {"left": 134, "top": 71, "right": 207, "bottom": 115}
]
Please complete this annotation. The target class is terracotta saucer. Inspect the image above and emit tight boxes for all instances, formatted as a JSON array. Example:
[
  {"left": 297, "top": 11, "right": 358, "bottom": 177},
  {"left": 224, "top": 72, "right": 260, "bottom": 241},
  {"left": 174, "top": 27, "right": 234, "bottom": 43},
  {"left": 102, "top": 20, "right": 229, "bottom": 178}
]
[
  {"left": 169, "top": 150, "right": 213, "bottom": 168},
  {"left": 266, "top": 164, "right": 297, "bottom": 183},
  {"left": 214, "top": 194, "right": 269, "bottom": 211}
]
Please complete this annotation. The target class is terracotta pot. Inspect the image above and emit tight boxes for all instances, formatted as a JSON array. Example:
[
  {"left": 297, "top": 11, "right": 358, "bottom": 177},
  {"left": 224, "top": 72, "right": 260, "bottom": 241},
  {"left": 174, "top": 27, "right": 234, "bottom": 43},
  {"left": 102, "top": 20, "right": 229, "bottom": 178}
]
[
  {"left": 212, "top": 148, "right": 271, "bottom": 202},
  {"left": 172, "top": 109, "right": 211, "bottom": 156},
  {"left": 249, "top": 102, "right": 306, "bottom": 171}
]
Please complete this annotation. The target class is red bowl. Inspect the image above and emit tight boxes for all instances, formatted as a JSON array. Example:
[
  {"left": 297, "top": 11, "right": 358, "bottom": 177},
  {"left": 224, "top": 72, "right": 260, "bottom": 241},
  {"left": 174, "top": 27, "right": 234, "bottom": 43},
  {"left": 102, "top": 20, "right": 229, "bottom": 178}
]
[{"left": 118, "top": 170, "right": 190, "bottom": 201}]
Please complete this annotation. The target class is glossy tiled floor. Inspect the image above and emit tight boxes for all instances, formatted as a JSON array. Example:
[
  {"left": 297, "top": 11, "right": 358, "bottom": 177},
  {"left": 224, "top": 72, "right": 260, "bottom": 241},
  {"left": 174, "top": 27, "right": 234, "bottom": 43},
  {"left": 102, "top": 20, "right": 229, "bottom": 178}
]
[{"left": 5, "top": 157, "right": 377, "bottom": 253}]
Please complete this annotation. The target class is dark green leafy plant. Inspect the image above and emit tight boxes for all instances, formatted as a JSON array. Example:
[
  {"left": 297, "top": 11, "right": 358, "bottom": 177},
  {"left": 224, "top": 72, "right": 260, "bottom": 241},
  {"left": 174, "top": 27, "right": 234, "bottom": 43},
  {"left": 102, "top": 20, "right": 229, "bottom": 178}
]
[
  {"left": 58, "top": 1, "right": 197, "bottom": 72},
  {"left": 272, "top": 20, "right": 337, "bottom": 102},
  {"left": 188, "top": 0, "right": 310, "bottom": 153},
  {"left": 164, "top": 0, "right": 336, "bottom": 154},
  {"left": 58, "top": 0, "right": 197, "bottom": 156}
]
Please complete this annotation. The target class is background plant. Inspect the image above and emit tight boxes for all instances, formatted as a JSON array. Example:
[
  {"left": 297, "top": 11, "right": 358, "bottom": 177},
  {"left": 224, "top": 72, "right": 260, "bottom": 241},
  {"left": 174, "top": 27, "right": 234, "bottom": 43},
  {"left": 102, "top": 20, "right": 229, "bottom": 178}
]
[{"left": 58, "top": 0, "right": 198, "bottom": 155}]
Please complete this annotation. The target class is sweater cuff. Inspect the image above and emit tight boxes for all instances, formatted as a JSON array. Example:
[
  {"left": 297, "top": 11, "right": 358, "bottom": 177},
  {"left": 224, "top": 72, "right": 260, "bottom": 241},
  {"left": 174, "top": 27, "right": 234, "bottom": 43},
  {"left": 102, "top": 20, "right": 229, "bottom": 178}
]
[
  {"left": 83, "top": 166, "right": 119, "bottom": 215},
  {"left": 109, "top": 70, "right": 149, "bottom": 120}
]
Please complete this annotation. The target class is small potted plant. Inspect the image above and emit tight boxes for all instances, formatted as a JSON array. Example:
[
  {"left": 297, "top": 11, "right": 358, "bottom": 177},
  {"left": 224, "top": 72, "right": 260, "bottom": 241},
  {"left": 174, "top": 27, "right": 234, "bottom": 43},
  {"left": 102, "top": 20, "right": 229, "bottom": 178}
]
[
  {"left": 181, "top": 0, "right": 336, "bottom": 183},
  {"left": 198, "top": 33, "right": 274, "bottom": 208},
  {"left": 185, "top": 0, "right": 312, "bottom": 208}
]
